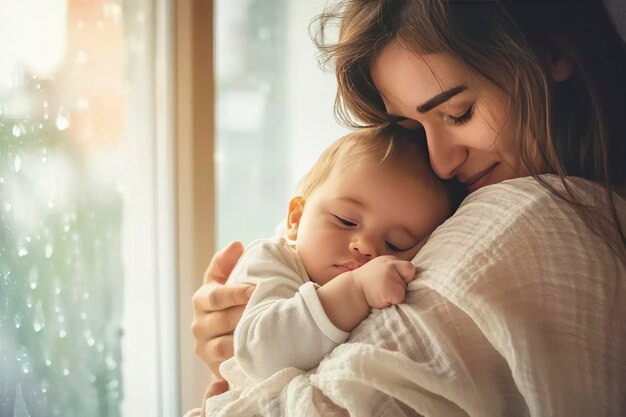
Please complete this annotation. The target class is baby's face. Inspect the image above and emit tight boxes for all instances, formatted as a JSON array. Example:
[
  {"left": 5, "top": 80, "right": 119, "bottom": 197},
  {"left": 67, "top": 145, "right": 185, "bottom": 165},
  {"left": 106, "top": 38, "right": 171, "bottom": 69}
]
[{"left": 295, "top": 158, "right": 451, "bottom": 285}]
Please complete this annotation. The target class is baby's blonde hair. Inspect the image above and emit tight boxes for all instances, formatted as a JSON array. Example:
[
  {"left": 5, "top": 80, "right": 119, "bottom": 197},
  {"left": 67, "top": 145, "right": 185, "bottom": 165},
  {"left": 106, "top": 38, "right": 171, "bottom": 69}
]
[{"left": 298, "top": 125, "right": 433, "bottom": 198}]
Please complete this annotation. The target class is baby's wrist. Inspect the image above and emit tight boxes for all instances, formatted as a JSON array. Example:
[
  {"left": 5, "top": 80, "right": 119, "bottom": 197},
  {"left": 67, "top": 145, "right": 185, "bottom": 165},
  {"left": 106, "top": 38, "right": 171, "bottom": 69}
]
[{"left": 347, "top": 270, "right": 369, "bottom": 311}]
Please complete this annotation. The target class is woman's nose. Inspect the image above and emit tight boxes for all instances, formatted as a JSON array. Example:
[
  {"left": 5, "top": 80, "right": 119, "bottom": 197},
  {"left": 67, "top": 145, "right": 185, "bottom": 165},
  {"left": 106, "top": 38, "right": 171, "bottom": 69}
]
[
  {"left": 424, "top": 127, "right": 468, "bottom": 180},
  {"left": 349, "top": 238, "right": 376, "bottom": 258}
]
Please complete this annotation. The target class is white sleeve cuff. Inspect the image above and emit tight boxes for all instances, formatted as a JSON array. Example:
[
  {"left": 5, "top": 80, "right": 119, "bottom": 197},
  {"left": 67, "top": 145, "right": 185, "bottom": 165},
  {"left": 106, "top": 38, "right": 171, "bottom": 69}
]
[{"left": 299, "top": 281, "right": 350, "bottom": 344}]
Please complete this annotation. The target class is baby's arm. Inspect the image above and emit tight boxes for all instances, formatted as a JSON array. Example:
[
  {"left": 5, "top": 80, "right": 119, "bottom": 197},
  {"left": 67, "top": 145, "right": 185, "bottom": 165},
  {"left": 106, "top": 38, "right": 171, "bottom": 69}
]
[
  {"left": 230, "top": 239, "right": 350, "bottom": 383},
  {"left": 317, "top": 256, "right": 416, "bottom": 332}
]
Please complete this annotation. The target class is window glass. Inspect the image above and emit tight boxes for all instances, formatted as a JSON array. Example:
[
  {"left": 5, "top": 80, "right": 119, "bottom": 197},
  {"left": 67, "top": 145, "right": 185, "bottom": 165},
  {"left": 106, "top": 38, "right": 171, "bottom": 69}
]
[
  {"left": 0, "top": 1, "right": 171, "bottom": 415},
  {"left": 215, "top": 0, "right": 350, "bottom": 248}
]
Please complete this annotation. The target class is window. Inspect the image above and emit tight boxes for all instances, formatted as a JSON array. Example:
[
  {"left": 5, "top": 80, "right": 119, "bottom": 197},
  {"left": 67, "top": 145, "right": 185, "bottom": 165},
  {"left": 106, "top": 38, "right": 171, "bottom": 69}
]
[
  {"left": 215, "top": 0, "right": 349, "bottom": 248},
  {"left": 0, "top": 1, "right": 177, "bottom": 415}
]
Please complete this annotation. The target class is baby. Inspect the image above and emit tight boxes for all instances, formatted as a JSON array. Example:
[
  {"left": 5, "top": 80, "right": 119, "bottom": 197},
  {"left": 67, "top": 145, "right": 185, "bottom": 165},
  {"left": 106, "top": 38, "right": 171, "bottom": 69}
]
[{"left": 219, "top": 125, "right": 455, "bottom": 389}]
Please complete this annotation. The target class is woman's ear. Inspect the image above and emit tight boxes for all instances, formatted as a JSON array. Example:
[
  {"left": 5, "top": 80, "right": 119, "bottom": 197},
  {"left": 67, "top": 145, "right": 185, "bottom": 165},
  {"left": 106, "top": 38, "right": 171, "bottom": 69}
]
[
  {"left": 549, "top": 56, "right": 574, "bottom": 82},
  {"left": 287, "top": 196, "right": 305, "bottom": 240}
]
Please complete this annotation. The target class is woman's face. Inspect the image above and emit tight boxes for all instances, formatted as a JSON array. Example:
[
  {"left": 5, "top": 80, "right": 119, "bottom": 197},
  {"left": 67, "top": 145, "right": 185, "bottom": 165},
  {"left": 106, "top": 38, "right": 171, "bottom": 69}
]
[{"left": 370, "top": 42, "right": 532, "bottom": 193}]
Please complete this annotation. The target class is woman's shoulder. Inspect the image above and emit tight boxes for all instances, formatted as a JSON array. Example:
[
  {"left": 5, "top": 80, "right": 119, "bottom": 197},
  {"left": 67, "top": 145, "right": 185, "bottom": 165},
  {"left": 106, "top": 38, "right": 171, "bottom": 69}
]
[
  {"left": 415, "top": 175, "right": 625, "bottom": 282},
  {"left": 460, "top": 174, "right": 623, "bottom": 217},
  {"left": 451, "top": 174, "right": 624, "bottom": 236}
]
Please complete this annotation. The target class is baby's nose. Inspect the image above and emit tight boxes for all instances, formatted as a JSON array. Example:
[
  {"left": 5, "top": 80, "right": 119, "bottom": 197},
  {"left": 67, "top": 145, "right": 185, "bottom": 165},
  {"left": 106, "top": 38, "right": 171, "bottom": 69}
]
[{"left": 349, "top": 239, "right": 376, "bottom": 258}]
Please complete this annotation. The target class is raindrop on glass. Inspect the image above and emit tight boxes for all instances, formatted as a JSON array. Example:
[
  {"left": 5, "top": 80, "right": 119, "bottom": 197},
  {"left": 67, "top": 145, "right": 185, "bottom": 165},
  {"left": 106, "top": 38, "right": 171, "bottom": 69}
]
[
  {"left": 33, "top": 321, "right": 43, "bottom": 332},
  {"left": 14, "top": 154, "right": 22, "bottom": 172},
  {"left": 14, "top": 314, "right": 22, "bottom": 328},
  {"left": 12, "top": 125, "right": 22, "bottom": 137},
  {"left": 33, "top": 302, "right": 45, "bottom": 332},
  {"left": 28, "top": 267, "right": 38, "bottom": 289},
  {"left": 105, "top": 356, "right": 117, "bottom": 370},
  {"left": 59, "top": 329, "right": 67, "bottom": 338},
  {"left": 4, "top": 203, "right": 11, "bottom": 212},
  {"left": 21, "top": 362, "right": 32, "bottom": 374},
  {"left": 45, "top": 243, "right": 54, "bottom": 258},
  {"left": 17, "top": 247, "right": 28, "bottom": 257},
  {"left": 55, "top": 112, "right": 70, "bottom": 131}
]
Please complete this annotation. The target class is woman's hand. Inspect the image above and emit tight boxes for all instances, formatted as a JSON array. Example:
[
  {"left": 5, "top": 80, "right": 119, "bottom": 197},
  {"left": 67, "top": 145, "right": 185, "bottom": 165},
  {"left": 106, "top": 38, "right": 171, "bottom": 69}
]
[{"left": 191, "top": 241, "right": 254, "bottom": 403}]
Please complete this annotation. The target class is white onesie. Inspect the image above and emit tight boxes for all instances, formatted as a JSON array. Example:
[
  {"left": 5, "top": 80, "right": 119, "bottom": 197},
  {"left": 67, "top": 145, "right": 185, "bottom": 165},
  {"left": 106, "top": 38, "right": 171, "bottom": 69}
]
[{"left": 219, "top": 237, "right": 349, "bottom": 388}]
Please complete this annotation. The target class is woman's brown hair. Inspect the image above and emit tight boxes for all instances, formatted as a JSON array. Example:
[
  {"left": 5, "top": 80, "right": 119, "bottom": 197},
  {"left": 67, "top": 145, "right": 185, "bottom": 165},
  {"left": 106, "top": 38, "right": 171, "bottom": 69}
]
[{"left": 314, "top": 0, "right": 626, "bottom": 257}]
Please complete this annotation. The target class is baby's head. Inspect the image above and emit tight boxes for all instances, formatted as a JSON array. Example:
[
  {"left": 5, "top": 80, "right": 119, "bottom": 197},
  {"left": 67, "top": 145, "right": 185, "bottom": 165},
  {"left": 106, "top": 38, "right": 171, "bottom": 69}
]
[{"left": 287, "top": 126, "right": 454, "bottom": 285}]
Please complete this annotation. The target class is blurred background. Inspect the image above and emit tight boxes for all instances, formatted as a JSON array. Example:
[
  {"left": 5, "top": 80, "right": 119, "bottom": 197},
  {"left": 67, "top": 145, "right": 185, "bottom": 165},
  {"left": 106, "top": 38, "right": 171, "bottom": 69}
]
[{"left": 0, "top": 0, "right": 347, "bottom": 415}]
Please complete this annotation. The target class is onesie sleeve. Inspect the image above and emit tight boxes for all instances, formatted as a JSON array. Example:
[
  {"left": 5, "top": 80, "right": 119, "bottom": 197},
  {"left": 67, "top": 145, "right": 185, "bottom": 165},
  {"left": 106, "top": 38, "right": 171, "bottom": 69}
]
[{"left": 227, "top": 238, "right": 350, "bottom": 384}]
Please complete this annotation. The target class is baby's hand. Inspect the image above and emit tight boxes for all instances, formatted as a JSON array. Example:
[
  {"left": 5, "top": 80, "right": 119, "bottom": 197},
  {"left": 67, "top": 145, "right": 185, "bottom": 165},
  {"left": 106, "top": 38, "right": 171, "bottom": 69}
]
[{"left": 352, "top": 256, "right": 416, "bottom": 309}]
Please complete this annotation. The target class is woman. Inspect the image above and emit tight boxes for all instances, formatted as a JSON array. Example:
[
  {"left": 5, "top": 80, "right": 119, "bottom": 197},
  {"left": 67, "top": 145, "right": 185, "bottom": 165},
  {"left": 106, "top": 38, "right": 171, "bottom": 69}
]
[{"left": 191, "top": 0, "right": 626, "bottom": 415}]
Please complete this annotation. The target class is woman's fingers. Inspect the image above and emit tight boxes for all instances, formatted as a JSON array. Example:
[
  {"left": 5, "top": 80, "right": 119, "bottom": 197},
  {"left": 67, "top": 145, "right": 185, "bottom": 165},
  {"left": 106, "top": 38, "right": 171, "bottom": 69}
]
[
  {"left": 198, "top": 284, "right": 254, "bottom": 313},
  {"left": 203, "top": 241, "right": 245, "bottom": 285},
  {"left": 194, "top": 334, "right": 235, "bottom": 376},
  {"left": 192, "top": 300, "right": 245, "bottom": 341},
  {"left": 200, "top": 379, "right": 230, "bottom": 417},
  {"left": 191, "top": 242, "right": 251, "bottom": 399}
]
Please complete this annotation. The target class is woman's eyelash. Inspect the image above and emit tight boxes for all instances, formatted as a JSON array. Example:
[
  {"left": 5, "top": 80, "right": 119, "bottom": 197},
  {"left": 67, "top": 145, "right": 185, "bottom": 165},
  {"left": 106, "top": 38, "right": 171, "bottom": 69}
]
[
  {"left": 449, "top": 105, "right": 474, "bottom": 126},
  {"left": 333, "top": 215, "right": 356, "bottom": 227}
]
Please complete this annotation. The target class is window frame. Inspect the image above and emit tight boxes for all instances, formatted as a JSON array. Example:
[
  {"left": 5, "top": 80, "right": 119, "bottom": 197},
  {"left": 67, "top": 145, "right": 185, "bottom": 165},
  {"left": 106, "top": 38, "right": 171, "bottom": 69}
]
[{"left": 173, "top": 0, "right": 216, "bottom": 413}]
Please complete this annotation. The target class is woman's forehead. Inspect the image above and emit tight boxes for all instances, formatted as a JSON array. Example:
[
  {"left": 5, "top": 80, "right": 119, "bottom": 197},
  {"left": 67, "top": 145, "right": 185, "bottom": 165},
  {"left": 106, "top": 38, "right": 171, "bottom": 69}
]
[{"left": 370, "top": 42, "right": 474, "bottom": 112}]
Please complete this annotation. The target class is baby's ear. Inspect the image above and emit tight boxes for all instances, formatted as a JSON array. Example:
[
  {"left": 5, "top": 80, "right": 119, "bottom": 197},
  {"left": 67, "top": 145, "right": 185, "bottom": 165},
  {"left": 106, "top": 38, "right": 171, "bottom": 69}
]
[{"left": 287, "top": 197, "right": 305, "bottom": 240}]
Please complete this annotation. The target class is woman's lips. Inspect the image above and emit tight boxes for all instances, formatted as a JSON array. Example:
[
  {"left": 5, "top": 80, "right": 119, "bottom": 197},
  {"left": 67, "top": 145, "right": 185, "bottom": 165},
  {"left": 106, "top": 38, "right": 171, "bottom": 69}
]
[{"left": 466, "top": 164, "right": 498, "bottom": 193}]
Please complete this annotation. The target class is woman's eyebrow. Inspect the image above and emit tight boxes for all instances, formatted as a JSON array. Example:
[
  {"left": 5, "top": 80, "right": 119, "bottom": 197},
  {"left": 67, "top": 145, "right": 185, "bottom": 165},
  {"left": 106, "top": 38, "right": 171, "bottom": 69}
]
[{"left": 416, "top": 85, "right": 467, "bottom": 113}]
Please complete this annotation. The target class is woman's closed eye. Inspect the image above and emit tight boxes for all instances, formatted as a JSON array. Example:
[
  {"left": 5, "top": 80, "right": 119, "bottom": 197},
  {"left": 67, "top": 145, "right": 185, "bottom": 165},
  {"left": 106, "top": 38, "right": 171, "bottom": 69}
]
[
  {"left": 445, "top": 105, "right": 474, "bottom": 126},
  {"left": 333, "top": 214, "right": 357, "bottom": 227}
]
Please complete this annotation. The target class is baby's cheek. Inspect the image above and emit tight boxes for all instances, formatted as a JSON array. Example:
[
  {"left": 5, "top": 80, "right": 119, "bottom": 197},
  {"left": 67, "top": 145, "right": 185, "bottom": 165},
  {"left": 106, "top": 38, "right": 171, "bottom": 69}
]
[{"left": 297, "top": 248, "right": 323, "bottom": 285}]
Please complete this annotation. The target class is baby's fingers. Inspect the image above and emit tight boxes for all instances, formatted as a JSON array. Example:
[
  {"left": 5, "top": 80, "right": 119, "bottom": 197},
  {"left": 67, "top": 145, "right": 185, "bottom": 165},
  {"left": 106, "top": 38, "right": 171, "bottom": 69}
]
[
  {"left": 381, "top": 281, "right": 407, "bottom": 306},
  {"left": 394, "top": 261, "right": 417, "bottom": 283}
]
